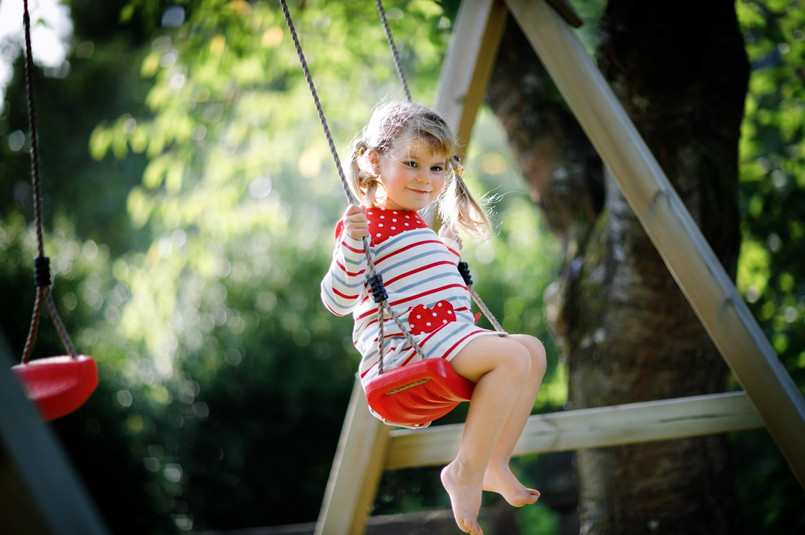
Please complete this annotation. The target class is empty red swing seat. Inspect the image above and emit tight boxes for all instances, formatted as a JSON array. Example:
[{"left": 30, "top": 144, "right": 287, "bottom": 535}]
[
  {"left": 13, "top": 355, "right": 98, "bottom": 421},
  {"left": 364, "top": 358, "right": 475, "bottom": 428}
]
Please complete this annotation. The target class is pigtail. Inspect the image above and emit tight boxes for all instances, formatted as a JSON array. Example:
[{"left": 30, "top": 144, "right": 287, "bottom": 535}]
[
  {"left": 348, "top": 139, "right": 383, "bottom": 207},
  {"left": 439, "top": 156, "right": 492, "bottom": 241}
]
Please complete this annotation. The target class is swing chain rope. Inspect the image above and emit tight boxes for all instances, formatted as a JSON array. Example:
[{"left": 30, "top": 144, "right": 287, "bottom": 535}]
[
  {"left": 279, "top": 0, "right": 425, "bottom": 374},
  {"left": 376, "top": 1, "right": 504, "bottom": 334},
  {"left": 470, "top": 287, "right": 503, "bottom": 332},
  {"left": 21, "top": 0, "right": 77, "bottom": 363},
  {"left": 277, "top": 0, "right": 355, "bottom": 207},
  {"left": 375, "top": 0, "right": 412, "bottom": 103}
]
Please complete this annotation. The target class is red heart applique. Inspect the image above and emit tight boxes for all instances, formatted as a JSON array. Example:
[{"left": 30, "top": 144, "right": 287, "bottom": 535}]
[{"left": 408, "top": 300, "right": 456, "bottom": 335}]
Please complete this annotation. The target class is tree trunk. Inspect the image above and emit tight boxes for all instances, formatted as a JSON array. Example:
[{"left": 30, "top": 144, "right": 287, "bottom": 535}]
[{"left": 486, "top": 1, "right": 749, "bottom": 533}]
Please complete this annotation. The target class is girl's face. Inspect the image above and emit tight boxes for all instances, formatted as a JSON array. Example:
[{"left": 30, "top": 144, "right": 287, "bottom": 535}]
[{"left": 374, "top": 138, "right": 449, "bottom": 211}]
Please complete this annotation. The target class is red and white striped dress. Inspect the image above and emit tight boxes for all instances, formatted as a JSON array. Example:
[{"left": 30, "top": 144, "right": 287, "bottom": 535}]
[{"left": 321, "top": 208, "right": 502, "bottom": 387}]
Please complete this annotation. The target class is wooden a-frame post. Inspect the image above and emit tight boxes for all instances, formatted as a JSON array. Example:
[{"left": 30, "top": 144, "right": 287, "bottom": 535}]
[{"left": 315, "top": 1, "right": 804, "bottom": 533}]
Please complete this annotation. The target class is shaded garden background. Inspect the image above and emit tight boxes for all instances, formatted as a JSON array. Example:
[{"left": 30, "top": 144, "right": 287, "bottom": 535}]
[{"left": 0, "top": 0, "right": 802, "bottom": 533}]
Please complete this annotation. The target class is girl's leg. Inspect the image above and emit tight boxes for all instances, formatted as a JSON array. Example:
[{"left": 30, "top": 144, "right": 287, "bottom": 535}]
[
  {"left": 440, "top": 335, "right": 543, "bottom": 534},
  {"left": 482, "top": 335, "right": 546, "bottom": 506}
]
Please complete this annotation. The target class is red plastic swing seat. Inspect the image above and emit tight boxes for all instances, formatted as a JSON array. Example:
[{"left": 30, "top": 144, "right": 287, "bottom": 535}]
[
  {"left": 364, "top": 358, "right": 475, "bottom": 428},
  {"left": 12, "top": 355, "right": 98, "bottom": 421}
]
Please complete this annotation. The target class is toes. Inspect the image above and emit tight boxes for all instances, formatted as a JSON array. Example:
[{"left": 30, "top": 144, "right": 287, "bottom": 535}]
[
  {"left": 454, "top": 509, "right": 483, "bottom": 534},
  {"left": 460, "top": 518, "right": 483, "bottom": 535}
]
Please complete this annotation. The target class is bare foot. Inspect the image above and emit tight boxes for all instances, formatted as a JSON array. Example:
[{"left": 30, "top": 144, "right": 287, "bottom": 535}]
[
  {"left": 441, "top": 461, "right": 484, "bottom": 535},
  {"left": 483, "top": 463, "right": 540, "bottom": 507}
]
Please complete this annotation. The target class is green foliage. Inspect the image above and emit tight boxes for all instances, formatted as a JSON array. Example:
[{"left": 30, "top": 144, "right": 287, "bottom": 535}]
[
  {"left": 733, "top": 1, "right": 805, "bottom": 532},
  {"left": 737, "top": 0, "right": 805, "bottom": 381},
  {"left": 516, "top": 501, "right": 560, "bottom": 535}
]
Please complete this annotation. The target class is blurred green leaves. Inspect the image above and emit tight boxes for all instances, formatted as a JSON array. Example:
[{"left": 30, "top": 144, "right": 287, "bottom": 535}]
[
  {"left": 730, "top": 3, "right": 805, "bottom": 532},
  {"left": 736, "top": 0, "right": 805, "bottom": 385}
]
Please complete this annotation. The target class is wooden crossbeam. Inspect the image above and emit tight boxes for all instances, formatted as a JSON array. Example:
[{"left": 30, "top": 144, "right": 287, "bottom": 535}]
[
  {"left": 386, "top": 392, "right": 763, "bottom": 470},
  {"left": 317, "top": 384, "right": 763, "bottom": 532}
]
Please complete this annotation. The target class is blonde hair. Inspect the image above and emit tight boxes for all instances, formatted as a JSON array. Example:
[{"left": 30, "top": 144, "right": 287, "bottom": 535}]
[{"left": 347, "top": 101, "right": 491, "bottom": 240}]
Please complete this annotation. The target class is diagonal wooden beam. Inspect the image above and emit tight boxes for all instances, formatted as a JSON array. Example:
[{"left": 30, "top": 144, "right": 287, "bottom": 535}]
[
  {"left": 503, "top": 0, "right": 805, "bottom": 486},
  {"left": 385, "top": 392, "right": 763, "bottom": 470}
]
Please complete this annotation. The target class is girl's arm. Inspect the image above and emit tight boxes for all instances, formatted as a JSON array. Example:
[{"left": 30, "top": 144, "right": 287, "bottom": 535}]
[{"left": 320, "top": 206, "right": 369, "bottom": 316}]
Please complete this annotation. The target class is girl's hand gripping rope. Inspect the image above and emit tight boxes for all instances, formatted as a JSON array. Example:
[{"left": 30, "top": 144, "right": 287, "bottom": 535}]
[{"left": 343, "top": 204, "right": 369, "bottom": 241}]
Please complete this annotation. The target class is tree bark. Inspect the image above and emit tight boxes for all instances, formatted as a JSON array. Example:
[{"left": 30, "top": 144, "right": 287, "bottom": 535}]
[{"left": 486, "top": 1, "right": 749, "bottom": 533}]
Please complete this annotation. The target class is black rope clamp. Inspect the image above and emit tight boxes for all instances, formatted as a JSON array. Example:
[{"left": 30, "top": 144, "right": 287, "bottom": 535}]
[
  {"left": 368, "top": 274, "right": 388, "bottom": 303},
  {"left": 34, "top": 255, "right": 51, "bottom": 287},
  {"left": 457, "top": 261, "right": 473, "bottom": 286}
]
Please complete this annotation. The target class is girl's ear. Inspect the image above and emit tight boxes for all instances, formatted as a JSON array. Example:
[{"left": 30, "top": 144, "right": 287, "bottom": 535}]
[{"left": 366, "top": 149, "right": 381, "bottom": 175}]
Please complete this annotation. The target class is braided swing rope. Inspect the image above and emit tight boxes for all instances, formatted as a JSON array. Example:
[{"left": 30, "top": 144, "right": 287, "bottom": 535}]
[
  {"left": 279, "top": 0, "right": 425, "bottom": 374},
  {"left": 374, "top": 0, "right": 504, "bottom": 333},
  {"left": 21, "top": 0, "right": 78, "bottom": 363},
  {"left": 375, "top": 0, "right": 412, "bottom": 103}
]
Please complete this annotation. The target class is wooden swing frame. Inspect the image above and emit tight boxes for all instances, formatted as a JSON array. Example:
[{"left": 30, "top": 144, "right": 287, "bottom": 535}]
[{"left": 314, "top": 1, "right": 805, "bottom": 533}]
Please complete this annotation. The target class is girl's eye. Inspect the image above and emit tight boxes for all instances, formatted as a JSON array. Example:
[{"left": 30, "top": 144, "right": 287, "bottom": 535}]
[
  {"left": 431, "top": 166, "right": 444, "bottom": 172},
  {"left": 404, "top": 161, "right": 418, "bottom": 168}
]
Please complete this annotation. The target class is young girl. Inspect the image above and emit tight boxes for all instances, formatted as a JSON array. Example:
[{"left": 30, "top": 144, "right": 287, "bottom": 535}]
[{"left": 320, "top": 101, "right": 546, "bottom": 535}]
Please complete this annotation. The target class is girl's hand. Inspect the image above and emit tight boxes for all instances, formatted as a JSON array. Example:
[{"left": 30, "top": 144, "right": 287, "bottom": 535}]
[{"left": 343, "top": 204, "right": 369, "bottom": 240}]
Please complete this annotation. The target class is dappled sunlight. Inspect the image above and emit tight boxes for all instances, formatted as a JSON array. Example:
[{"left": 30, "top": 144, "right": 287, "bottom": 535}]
[
  {"left": 297, "top": 146, "right": 322, "bottom": 177},
  {"left": 248, "top": 174, "right": 272, "bottom": 199},
  {"left": 480, "top": 151, "right": 508, "bottom": 175}
]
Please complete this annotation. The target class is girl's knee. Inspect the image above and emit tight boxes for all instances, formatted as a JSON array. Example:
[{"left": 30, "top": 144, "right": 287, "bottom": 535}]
[
  {"left": 488, "top": 339, "right": 533, "bottom": 380},
  {"left": 507, "top": 343, "right": 534, "bottom": 378},
  {"left": 531, "top": 337, "right": 547, "bottom": 369},
  {"left": 513, "top": 335, "right": 547, "bottom": 377},
  {"left": 452, "top": 335, "right": 542, "bottom": 383}
]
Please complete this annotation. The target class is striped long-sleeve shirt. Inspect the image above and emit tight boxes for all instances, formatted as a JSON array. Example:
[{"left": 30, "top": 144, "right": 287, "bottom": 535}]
[{"left": 321, "top": 207, "right": 501, "bottom": 387}]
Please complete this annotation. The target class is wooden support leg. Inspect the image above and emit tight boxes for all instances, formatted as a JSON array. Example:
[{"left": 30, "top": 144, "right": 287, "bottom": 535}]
[{"left": 315, "top": 378, "right": 391, "bottom": 535}]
